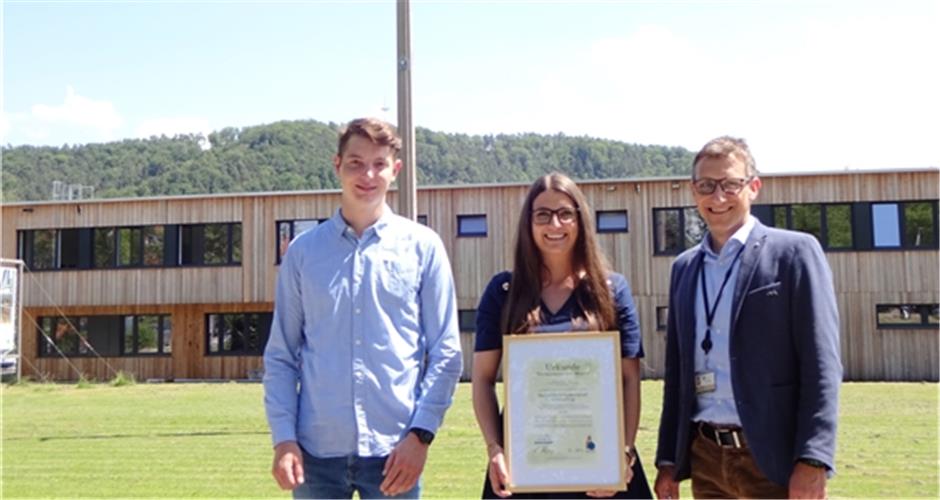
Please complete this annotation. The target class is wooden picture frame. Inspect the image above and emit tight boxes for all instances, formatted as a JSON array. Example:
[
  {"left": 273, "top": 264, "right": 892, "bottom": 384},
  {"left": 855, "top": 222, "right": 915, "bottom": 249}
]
[{"left": 502, "top": 331, "right": 626, "bottom": 493}]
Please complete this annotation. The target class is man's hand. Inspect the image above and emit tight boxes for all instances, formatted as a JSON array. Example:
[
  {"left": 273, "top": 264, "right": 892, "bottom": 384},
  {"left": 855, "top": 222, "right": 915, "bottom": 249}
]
[
  {"left": 788, "top": 461, "right": 827, "bottom": 499},
  {"left": 486, "top": 443, "right": 512, "bottom": 497},
  {"left": 271, "top": 441, "right": 305, "bottom": 490},
  {"left": 380, "top": 432, "right": 429, "bottom": 496},
  {"left": 654, "top": 465, "right": 680, "bottom": 499}
]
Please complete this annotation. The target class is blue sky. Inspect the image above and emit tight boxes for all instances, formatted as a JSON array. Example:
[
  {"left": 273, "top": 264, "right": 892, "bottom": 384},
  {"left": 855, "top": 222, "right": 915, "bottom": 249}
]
[{"left": 2, "top": 0, "right": 937, "bottom": 172}]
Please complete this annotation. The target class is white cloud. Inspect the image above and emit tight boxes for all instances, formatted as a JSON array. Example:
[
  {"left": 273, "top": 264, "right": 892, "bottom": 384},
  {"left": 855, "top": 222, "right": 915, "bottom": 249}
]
[
  {"left": 3, "top": 87, "right": 124, "bottom": 145},
  {"left": 542, "top": 16, "right": 938, "bottom": 172},
  {"left": 422, "top": 12, "right": 938, "bottom": 173},
  {"left": 31, "top": 86, "right": 123, "bottom": 137}
]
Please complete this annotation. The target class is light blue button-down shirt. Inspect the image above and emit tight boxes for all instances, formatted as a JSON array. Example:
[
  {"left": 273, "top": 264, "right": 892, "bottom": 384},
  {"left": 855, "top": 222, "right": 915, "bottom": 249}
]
[
  {"left": 263, "top": 206, "right": 463, "bottom": 458},
  {"left": 692, "top": 215, "right": 756, "bottom": 425}
]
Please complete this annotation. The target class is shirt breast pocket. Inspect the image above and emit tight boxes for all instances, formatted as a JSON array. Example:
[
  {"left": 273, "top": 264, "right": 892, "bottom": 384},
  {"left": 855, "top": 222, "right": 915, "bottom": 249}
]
[{"left": 378, "top": 257, "right": 419, "bottom": 299}]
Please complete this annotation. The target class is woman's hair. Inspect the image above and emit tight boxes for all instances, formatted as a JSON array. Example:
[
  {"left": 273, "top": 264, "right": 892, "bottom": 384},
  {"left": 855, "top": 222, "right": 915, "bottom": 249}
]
[{"left": 501, "top": 172, "right": 617, "bottom": 334}]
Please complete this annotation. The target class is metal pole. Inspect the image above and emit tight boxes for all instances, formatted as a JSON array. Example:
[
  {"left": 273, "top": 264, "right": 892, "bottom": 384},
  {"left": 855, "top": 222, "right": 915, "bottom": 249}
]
[{"left": 396, "top": 0, "right": 417, "bottom": 220}]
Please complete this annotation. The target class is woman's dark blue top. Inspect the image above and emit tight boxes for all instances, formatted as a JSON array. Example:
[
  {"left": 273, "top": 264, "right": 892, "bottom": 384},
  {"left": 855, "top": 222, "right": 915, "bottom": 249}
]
[{"left": 473, "top": 271, "right": 644, "bottom": 359}]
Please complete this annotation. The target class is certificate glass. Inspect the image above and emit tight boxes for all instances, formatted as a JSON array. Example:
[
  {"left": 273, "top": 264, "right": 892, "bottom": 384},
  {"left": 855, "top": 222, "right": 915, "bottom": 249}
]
[{"left": 503, "top": 331, "right": 626, "bottom": 493}]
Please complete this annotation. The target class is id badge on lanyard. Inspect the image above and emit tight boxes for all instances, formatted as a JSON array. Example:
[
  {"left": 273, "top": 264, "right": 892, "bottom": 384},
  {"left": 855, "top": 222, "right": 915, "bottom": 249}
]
[{"left": 695, "top": 246, "right": 744, "bottom": 395}]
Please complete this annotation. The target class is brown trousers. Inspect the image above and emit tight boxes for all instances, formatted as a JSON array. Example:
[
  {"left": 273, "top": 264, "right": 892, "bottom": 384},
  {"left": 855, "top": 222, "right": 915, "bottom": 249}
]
[{"left": 690, "top": 429, "right": 788, "bottom": 499}]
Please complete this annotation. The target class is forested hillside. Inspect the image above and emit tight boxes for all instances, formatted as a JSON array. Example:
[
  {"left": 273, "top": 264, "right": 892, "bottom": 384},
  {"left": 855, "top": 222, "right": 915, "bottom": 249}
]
[{"left": 1, "top": 119, "right": 693, "bottom": 201}]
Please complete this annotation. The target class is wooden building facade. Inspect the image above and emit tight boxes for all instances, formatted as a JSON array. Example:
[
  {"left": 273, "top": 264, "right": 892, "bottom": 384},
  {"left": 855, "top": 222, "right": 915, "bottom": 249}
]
[{"left": 2, "top": 169, "right": 938, "bottom": 382}]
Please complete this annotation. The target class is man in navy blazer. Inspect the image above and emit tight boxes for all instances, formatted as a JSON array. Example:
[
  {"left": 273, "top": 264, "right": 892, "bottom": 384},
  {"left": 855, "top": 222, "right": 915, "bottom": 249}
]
[{"left": 654, "top": 137, "right": 842, "bottom": 499}]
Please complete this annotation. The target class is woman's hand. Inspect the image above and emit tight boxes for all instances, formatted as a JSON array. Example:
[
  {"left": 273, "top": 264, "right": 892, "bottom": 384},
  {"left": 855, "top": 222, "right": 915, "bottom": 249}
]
[
  {"left": 586, "top": 451, "right": 634, "bottom": 498},
  {"left": 487, "top": 443, "right": 512, "bottom": 497}
]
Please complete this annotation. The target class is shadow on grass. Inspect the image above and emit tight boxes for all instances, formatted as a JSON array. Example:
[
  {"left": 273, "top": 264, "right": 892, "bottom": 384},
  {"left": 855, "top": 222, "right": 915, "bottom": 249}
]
[{"left": 6, "top": 430, "right": 270, "bottom": 442}]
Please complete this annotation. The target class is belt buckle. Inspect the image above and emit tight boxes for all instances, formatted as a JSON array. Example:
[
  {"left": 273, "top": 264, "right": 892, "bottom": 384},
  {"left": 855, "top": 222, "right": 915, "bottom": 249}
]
[{"left": 712, "top": 427, "right": 742, "bottom": 448}]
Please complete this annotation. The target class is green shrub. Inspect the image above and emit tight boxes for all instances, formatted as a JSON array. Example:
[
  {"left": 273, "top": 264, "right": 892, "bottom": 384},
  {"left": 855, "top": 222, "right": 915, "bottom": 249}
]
[{"left": 110, "top": 370, "right": 136, "bottom": 387}]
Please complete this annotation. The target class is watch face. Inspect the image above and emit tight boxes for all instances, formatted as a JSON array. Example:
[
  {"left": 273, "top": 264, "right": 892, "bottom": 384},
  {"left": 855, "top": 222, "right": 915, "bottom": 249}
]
[{"left": 412, "top": 428, "right": 434, "bottom": 444}]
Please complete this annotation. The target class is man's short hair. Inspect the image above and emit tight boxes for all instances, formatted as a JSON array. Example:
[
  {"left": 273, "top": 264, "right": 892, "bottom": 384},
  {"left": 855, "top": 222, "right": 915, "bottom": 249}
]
[
  {"left": 692, "top": 136, "right": 758, "bottom": 179},
  {"left": 337, "top": 118, "right": 402, "bottom": 158}
]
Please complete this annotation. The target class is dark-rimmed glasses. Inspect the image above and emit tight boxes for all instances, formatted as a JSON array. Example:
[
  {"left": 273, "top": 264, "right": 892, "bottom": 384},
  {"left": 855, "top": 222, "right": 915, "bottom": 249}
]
[
  {"left": 532, "top": 207, "right": 579, "bottom": 225},
  {"left": 692, "top": 176, "right": 754, "bottom": 195}
]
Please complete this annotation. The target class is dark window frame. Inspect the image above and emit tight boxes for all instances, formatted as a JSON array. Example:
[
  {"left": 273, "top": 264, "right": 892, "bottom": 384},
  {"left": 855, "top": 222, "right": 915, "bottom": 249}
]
[
  {"left": 275, "top": 218, "right": 329, "bottom": 265},
  {"left": 117, "top": 226, "right": 144, "bottom": 268},
  {"left": 876, "top": 304, "right": 940, "bottom": 330},
  {"left": 37, "top": 314, "right": 171, "bottom": 358},
  {"left": 872, "top": 201, "right": 940, "bottom": 250},
  {"left": 122, "top": 314, "right": 172, "bottom": 356},
  {"left": 651, "top": 207, "right": 706, "bottom": 256},
  {"left": 21, "top": 225, "right": 179, "bottom": 272},
  {"left": 93, "top": 227, "right": 118, "bottom": 268},
  {"left": 457, "top": 214, "right": 488, "bottom": 238},
  {"left": 458, "top": 309, "right": 477, "bottom": 332},
  {"left": 655, "top": 306, "right": 669, "bottom": 331},
  {"left": 596, "top": 210, "right": 629, "bottom": 234},
  {"left": 770, "top": 203, "right": 856, "bottom": 252},
  {"left": 204, "top": 312, "right": 273, "bottom": 356},
  {"left": 179, "top": 222, "right": 242, "bottom": 267}
]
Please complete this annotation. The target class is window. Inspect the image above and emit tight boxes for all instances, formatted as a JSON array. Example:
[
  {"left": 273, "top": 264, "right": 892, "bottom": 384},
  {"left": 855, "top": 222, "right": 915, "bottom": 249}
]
[
  {"left": 417, "top": 214, "right": 429, "bottom": 226},
  {"left": 653, "top": 207, "right": 706, "bottom": 255},
  {"left": 58, "top": 229, "right": 81, "bottom": 269},
  {"left": 766, "top": 203, "right": 856, "bottom": 250},
  {"left": 790, "top": 204, "right": 822, "bottom": 241},
  {"left": 142, "top": 226, "right": 165, "bottom": 266},
  {"left": 118, "top": 227, "right": 143, "bottom": 266},
  {"left": 21, "top": 223, "right": 247, "bottom": 271},
  {"left": 123, "top": 315, "right": 172, "bottom": 355},
  {"left": 773, "top": 206, "right": 789, "bottom": 229},
  {"left": 876, "top": 304, "right": 939, "bottom": 329},
  {"left": 18, "top": 228, "right": 83, "bottom": 270},
  {"left": 276, "top": 219, "right": 324, "bottom": 263},
  {"left": 38, "top": 314, "right": 170, "bottom": 357},
  {"left": 459, "top": 309, "right": 477, "bottom": 332},
  {"left": 825, "top": 204, "right": 853, "bottom": 249},
  {"left": 656, "top": 306, "right": 669, "bottom": 331},
  {"left": 206, "top": 312, "right": 273, "bottom": 356},
  {"left": 872, "top": 203, "right": 901, "bottom": 248},
  {"left": 38, "top": 317, "right": 84, "bottom": 356},
  {"left": 872, "top": 202, "right": 939, "bottom": 249},
  {"left": 457, "top": 215, "right": 487, "bottom": 237},
  {"left": 597, "top": 210, "right": 628, "bottom": 233},
  {"left": 31, "top": 229, "right": 56, "bottom": 270},
  {"left": 180, "top": 223, "right": 242, "bottom": 266},
  {"left": 903, "top": 202, "right": 936, "bottom": 248},
  {"left": 94, "top": 228, "right": 116, "bottom": 268},
  {"left": 203, "top": 225, "right": 228, "bottom": 265}
]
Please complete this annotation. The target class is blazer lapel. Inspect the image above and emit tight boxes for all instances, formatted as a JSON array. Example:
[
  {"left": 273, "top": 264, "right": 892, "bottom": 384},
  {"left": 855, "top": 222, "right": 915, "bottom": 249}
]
[
  {"left": 730, "top": 221, "right": 769, "bottom": 336},
  {"left": 679, "top": 249, "right": 706, "bottom": 368}
]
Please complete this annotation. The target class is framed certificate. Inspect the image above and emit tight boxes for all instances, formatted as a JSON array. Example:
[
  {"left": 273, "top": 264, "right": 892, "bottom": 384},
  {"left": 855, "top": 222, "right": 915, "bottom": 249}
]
[{"left": 502, "top": 331, "right": 626, "bottom": 493}]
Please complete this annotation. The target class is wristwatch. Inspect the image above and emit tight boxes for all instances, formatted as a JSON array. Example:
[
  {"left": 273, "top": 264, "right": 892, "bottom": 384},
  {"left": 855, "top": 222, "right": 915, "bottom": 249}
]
[
  {"left": 409, "top": 427, "right": 435, "bottom": 445},
  {"left": 797, "top": 457, "right": 827, "bottom": 469}
]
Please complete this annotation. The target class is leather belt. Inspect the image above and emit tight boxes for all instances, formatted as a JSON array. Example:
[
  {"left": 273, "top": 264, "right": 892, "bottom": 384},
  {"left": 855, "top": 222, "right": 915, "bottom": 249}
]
[{"left": 697, "top": 421, "right": 746, "bottom": 448}]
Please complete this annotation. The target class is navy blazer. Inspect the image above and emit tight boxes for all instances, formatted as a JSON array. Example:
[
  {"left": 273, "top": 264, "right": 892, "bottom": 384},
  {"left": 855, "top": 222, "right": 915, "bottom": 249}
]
[{"left": 655, "top": 220, "right": 842, "bottom": 487}]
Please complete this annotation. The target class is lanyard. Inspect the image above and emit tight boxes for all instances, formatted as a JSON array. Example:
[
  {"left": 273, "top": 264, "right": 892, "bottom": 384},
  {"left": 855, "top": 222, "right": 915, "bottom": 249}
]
[{"left": 699, "top": 244, "right": 746, "bottom": 355}]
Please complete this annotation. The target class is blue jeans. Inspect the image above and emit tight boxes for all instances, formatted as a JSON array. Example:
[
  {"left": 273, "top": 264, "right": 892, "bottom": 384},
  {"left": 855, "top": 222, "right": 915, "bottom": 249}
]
[{"left": 293, "top": 450, "right": 421, "bottom": 499}]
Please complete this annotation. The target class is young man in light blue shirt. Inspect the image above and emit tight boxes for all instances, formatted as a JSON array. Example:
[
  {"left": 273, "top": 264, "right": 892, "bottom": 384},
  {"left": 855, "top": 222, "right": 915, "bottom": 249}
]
[{"left": 264, "top": 117, "right": 462, "bottom": 499}]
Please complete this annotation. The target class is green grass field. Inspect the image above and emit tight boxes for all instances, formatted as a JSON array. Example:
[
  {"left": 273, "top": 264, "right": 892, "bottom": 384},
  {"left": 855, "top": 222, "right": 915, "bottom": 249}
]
[{"left": 2, "top": 380, "right": 937, "bottom": 498}]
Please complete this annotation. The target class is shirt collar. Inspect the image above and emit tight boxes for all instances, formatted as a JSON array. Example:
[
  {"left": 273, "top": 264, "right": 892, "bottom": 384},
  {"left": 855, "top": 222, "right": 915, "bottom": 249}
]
[
  {"left": 328, "top": 204, "right": 396, "bottom": 240},
  {"left": 702, "top": 215, "right": 756, "bottom": 259}
]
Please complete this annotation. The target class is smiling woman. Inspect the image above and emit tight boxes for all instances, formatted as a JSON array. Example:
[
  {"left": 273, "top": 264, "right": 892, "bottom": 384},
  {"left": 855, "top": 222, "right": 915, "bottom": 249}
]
[{"left": 471, "top": 172, "right": 652, "bottom": 499}]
